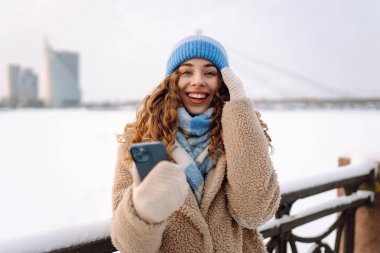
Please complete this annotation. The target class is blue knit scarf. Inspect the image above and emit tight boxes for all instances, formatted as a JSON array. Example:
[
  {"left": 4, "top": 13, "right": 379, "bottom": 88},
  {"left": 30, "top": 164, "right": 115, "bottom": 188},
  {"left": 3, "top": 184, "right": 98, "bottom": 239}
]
[{"left": 174, "top": 107, "right": 215, "bottom": 204}]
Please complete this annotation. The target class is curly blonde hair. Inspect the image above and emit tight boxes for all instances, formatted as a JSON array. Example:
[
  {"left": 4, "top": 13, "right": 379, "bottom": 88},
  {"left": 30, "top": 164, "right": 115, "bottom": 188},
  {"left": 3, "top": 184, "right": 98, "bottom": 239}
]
[{"left": 120, "top": 69, "right": 272, "bottom": 161}]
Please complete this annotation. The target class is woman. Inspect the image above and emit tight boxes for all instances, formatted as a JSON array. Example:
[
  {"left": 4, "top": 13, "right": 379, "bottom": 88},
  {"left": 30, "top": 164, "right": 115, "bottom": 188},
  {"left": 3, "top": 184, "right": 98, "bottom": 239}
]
[{"left": 111, "top": 35, "right": 280, "bottom": 253}]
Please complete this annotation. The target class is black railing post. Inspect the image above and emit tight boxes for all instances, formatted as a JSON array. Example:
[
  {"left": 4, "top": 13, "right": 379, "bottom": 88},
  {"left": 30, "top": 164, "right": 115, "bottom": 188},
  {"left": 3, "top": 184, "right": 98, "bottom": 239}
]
[
  {"left": 344, "top": 208, "right": 356, "bottom": 253},
  {"left": 277, "top": 233, "right": 287, "bottom": 253},
  {"left": 274, "top": 202, "right": 294, "bottom": 253}
]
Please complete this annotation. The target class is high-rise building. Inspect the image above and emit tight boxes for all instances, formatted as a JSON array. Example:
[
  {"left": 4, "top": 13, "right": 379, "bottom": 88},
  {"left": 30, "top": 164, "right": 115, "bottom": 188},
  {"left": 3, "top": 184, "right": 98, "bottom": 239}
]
[
  {"left": 5, "top": 64, "right": 39, "bottom": 107},
  {"left": 18, "top": 68, "right": 39, "bottom": 107},
  {"left": 6, "top": 65, "right": 20, "bottom": 107},
  {"left": 43, "top": 41, "right": 81, "bottom": 107}
]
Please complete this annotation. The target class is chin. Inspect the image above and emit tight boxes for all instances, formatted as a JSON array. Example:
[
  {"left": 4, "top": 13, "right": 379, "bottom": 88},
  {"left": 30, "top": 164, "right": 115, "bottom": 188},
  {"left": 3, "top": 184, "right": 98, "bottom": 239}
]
[{"left": 186, "top": 107, "right": 208, "bottom": 116}]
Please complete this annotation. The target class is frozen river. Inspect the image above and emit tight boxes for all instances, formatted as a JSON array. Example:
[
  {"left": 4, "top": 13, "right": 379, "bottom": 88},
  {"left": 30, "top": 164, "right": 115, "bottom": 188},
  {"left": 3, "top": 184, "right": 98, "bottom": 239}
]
[{"left": 0, "top": 108, "right": 379, "bottom": 248}]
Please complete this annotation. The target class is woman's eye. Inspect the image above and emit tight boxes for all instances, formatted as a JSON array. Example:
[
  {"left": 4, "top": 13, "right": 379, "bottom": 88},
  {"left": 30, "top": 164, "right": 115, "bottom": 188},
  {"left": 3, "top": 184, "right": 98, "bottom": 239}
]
[
  {"left": 205, "top": 71, "right": 216, "bottom": 76},
  {"left": 181, "top": 70, "right": 192, "bottom": 75}
]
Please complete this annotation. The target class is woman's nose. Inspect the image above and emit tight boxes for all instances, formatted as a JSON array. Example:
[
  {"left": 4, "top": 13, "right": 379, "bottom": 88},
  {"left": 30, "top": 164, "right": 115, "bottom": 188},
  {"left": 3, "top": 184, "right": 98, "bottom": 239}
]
[{"left": 190, "top": 72, "right": 205, "bottom": 86}]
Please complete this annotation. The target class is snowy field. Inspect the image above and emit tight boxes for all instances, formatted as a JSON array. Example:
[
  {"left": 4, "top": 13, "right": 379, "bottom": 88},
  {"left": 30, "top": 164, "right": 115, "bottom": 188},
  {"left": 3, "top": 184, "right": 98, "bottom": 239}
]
[{"left": 0, "top": 108, "right": 379, "bottom": 251}]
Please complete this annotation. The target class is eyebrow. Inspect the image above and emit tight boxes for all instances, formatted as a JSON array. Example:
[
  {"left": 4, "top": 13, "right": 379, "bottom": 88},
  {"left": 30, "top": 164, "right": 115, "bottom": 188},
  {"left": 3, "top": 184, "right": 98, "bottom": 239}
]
[{"left": 179, "top": 63, "right": 216, "bottom": 68}]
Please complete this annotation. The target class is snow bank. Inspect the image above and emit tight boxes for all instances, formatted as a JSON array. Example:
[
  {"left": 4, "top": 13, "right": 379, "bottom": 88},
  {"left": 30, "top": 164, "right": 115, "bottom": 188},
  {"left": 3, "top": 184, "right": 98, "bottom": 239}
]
[{"left": 0, "top": 218, "right": 111, "bottom": 253}]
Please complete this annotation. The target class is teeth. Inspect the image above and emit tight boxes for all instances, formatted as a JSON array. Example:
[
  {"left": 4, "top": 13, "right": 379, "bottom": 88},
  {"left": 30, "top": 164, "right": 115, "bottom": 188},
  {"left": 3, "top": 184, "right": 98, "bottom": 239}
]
[{"left": 188, "top": 93, "right": 207, "bottom": 99}]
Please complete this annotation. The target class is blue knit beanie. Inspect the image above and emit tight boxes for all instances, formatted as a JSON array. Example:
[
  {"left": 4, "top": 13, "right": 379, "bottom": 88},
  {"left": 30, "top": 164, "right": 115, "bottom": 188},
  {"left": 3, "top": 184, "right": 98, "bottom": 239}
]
[{"left": 165, "top": 35, "right": 229, "bottom": 76}]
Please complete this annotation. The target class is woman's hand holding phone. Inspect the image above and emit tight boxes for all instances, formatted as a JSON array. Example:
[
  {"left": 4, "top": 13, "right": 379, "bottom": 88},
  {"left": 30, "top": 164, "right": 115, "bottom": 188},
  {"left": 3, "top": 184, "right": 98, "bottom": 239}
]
[{"left": 131, "top": 158, "right": 189, "bottom": 224}]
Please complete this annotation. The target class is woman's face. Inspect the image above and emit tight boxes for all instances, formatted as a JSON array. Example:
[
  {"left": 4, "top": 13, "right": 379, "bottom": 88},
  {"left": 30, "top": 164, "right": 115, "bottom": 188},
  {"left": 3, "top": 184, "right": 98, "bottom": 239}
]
[{"left": 177, "top": 58, "right": 222, "bottom": 116}]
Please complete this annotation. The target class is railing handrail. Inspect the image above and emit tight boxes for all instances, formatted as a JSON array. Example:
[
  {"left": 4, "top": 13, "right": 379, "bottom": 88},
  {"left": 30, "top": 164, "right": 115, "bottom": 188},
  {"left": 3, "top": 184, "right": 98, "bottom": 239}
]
[
  {"left": 0, "top": 219, "right": 112, "bottom": 253},
  {"left": 280, "top": 162, "right": 377, "bottom": 204},
  {"left": 259, "top": 190, "right": 374, "bottom": 237},
  {"left": 47, "top": 238, "right": 115, "bottom": 253}
]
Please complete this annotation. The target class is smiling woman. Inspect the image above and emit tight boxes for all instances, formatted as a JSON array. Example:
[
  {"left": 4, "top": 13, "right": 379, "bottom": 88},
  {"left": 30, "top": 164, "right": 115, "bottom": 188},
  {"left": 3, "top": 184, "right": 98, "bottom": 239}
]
[{"left": 110, "top": 35, "right": 280, "bottom": 253}]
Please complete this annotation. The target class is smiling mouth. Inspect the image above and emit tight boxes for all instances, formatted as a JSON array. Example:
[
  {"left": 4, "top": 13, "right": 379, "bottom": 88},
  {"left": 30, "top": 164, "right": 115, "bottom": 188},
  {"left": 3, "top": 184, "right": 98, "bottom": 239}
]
[
  {"left": 188, "top": 93, "right": 207, "bottom": 99},
  {"left": 186, "top": 92, "right": 209, "bottom": 104}
]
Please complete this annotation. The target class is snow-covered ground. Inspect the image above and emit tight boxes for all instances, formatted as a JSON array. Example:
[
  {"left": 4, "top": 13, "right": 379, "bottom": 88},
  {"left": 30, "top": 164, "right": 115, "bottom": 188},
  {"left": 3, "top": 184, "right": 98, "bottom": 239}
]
[{"left": 0, "top": 108, "right": 379, "bottom": 251}]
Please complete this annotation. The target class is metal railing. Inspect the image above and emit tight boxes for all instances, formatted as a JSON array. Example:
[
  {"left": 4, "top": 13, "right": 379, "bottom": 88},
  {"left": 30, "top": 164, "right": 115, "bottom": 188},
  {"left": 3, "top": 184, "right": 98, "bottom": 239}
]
[
  {"left": 5, "top": 160, "right": 376, "bottom": 253},
  {"left": 259, "top": 160, "right": 377, "bottom": 253}
]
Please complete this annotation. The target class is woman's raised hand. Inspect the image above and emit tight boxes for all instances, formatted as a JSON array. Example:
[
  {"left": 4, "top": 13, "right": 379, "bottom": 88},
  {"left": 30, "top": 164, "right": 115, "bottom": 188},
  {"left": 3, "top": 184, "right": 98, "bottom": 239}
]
[
  {"left": 221, "top": 67, "right": 246, "bottom": 100},
  {"left": 131, "top": 161, "right": 189, "bottom": 224}
]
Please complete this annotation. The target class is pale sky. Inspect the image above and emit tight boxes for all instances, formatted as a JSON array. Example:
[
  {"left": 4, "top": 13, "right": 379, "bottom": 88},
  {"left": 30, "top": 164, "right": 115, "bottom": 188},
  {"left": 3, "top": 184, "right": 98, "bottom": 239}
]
[{"left": 1, "top": 0, "right": 379, "bottom": 102}]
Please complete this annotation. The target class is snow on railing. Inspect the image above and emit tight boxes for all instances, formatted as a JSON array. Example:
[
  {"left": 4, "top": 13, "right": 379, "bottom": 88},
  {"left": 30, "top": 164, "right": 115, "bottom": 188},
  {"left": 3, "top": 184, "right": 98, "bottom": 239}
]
[
  {"left": 259, "top": 191, "right": 374, "bottom": 232},
  {"left": 0, "top": 219, "right": 111, "bottom": 253},
  {"left": 280, "top": 161, "right": 377, "bottom": 194}
]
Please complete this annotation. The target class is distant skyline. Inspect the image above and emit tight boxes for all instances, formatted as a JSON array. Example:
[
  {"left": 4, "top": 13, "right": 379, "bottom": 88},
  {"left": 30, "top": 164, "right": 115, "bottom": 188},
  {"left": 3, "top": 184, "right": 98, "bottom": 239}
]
[{"left": 1, "top": 0, "right": 379, "bottom": 102}]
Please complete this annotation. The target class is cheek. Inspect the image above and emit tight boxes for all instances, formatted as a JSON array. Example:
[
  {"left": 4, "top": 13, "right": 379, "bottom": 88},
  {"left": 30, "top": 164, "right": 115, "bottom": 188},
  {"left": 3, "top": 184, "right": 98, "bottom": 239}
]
[
  {"left": 177, "top": 77, "right": 186, "bottom": 91},
  {"left": 177, "top": 81, "right": 187, "bottom": 100},
  {"left": 209, "top": 79, "right": 221, "bottom": 94}
]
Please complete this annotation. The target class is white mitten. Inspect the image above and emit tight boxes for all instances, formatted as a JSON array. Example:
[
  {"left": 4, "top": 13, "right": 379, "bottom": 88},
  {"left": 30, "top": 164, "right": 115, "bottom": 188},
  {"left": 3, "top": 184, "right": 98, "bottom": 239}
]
[
  {"left": 132, "top": 161, "right": 189, "bottom": 224},
  {"left": 221, "top": 67, "right": 246, "bottom": 100}
]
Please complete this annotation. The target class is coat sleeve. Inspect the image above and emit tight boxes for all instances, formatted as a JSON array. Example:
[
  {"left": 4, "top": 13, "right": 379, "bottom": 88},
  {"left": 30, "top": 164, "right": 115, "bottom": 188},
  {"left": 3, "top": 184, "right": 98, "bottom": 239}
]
[
  {"left": 111, "top": 140, "right": 167, "bottom": 253},
  {"left": 222, "top": 98, "right": 281, "bottom": 229}
]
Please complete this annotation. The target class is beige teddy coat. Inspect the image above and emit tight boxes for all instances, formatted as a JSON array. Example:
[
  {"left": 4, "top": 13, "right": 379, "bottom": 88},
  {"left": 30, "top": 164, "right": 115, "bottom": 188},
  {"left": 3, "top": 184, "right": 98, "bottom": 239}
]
[{"left": 111, "top": 98, "right": 280, "bottom": 253}]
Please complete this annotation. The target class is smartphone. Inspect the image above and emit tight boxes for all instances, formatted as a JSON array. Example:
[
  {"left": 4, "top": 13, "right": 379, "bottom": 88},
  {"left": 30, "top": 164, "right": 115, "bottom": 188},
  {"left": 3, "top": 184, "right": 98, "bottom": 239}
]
[{"left": 129, "top": 141, "right": 169, "bottom": 180}]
